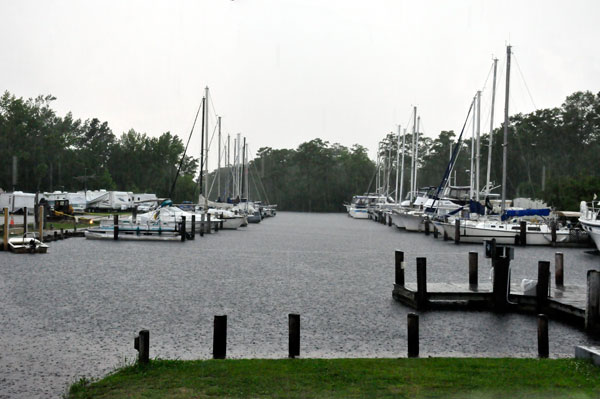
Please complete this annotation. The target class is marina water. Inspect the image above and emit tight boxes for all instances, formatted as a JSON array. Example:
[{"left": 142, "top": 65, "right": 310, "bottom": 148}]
[{"left": 1, "top": 212, "right": 599, "bottom": 398}]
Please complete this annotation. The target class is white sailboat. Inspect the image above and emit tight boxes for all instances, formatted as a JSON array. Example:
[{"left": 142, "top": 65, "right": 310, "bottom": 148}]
[{"left": 579, "top": 200, "right": 600, "bottom": 250}]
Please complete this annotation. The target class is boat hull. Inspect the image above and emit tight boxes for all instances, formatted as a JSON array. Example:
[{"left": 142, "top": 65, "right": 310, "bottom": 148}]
[{"left": 349, "top": 208, "right": 369, "bottom": 219}]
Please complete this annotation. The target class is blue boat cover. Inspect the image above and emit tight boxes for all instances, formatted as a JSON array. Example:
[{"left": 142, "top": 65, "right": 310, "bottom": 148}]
[
  {"left": 501, "top": 208, "right": 550, "bottom": 221},
  {"left": 469, "top": 200, "right": 486, "bottom": 215}
]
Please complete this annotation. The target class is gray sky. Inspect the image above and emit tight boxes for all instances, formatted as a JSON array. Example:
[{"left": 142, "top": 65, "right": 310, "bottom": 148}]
[{"left": 2, "top": 0, "right": 600, "bottom": 167}]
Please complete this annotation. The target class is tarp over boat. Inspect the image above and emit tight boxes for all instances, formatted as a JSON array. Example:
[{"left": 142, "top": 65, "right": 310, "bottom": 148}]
[{"left": 501, "top": 208, "right": 551, "bottom": 221}]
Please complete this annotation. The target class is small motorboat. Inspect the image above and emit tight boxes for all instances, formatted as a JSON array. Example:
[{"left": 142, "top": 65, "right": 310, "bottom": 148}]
[{"left": 8, "top": 233, "right": 49, "bottom": 254}]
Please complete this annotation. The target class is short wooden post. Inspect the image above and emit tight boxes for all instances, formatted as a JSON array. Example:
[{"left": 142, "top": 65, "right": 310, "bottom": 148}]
[
  {"left": 289, "top": 313, "right": 300, "bottom": 358},
  {"left": 551, "top": 224, "right": 557, "bottom": 247},
  {"left": 60, "top": 228, "right": 64, "bottom": 240},
  {"left": 433, "top": 226, "right": 439, "bottom": 239},
  {"left": 454, "top": 218, "right": 460, "bottom": 244},
  {"left": 388, "top": 214, "right": 392, "bottom": 226},
  {"left": 220, "top": 220, "right": 224, "bottom": 230},
  {"left": 555, "top": 252, "right": 564, "bottom": 287},
  {"left": 395, "top": 250, "right": 405, "bottom": 286},
  {"left": 424, "top": 219, "right": 430, "bottom": 236},
  {"left": 135, "top": 329, "right": 150, "bottom": 364},
  {"left": 201, "top": 213, "right": 206, "bottom": 236},
  {"left": 190, "top": 214, "right": 196, "bottom": 240},
  {"left": 207, "top": 213, "right": 212, "bottom": 233},
  {"left": 38, "top": 205, "right": 44, "bottom": 241},
  {"left": 53, "top": 231, "right": 58, "bottom": 240},
  {"left": 492, "top": 255, "right": 510, "bottom": 312},
  {"left": 73, "top": 218, "right": 77, "bottom": 232},
  {"left": 416, "top": 257, "right": 427, "bottom": 309},
  {"left": 180, "top": 216, "right": 186, "bottom": 242},
  {"left": 132, "top": 205, "right": 138, "bottom": 223},
  {"left": 213, "top": 315, "right": 227, "bottom": 359},
  {"left": 215, "top": 216, "right": 219, "bottom": 232},
  {"left": 443, "top": 230, "right": 448, "bottom": 241},
  {"left": 585, "top": 270, "right": 600, "bottom": 334},
  {"left": 519, "top": 221, "right": 527, "bottom": 246},
  {"left": 23, "top": 207, "right": 28, "bottom": 233},
  {"left": 538, "top": 314, "right": 549, "bottom": 358},
  {"left": 407, "top": 313, "right": 419, "bottom": 358},
  {"left": 3, "top": 208, "right": 8, "bottom": 251},
  {"left": 537, "top": 261, "right": 550, "bottom": 310},
  {"left": 469, "top": 251, "right": 478, "bottom": 286},
  {"left": 113, "top": 214, "right": 119, "bottom": 240}
]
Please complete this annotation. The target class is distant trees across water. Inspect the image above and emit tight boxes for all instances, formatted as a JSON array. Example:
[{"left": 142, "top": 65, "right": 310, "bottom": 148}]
[{"left": 1, "top": 90, "right": 599, "bottom": 211}]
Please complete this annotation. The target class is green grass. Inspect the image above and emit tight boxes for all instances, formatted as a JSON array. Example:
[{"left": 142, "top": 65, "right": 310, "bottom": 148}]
[{"left": 67, "top": 358, "right": 600, "bottom": 398}]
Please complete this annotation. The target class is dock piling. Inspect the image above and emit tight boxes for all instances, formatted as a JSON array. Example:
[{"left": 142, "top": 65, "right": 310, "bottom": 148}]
[
  {"left": 443, "top": 230, "right": 448, "bottom": 241},
  {"left": 407, "top": 313, "right": 419, "bottom": 358},
  {"left": 424, "top": 220, "right": 430, "bottom": 236},
  {"left": 469, "top": 252, "right": 478, "bottom": 287},
  {"left": 207, "top": 213, "right": 211, "bottom": 233},
  {"left": 395, "top": 250, "right": 405, "bottom": 287},
  {"left": 3, "top": 208, "right": 8, "bottom": 251},
  {"left": 537, "top": 261, "right": 550, "bottom": 310},
  {"left": 433, "top": 226, "right": 439, "bottom": 239},
  {"left": 492, "top": 254, "right": 511, "bottom": 312},
  {"left": 416, "top": 257, "right": 427, "bottom": 309},
  {"left": 555, "top": 252, "right": 564, "bottom": 287},
  {"left": 113, "top": 214, "right": 119, "bottom": 240},
  {"left": 23, "top": 207, "right": 27, "bottom": 233},
  {"left": 538, "top": 314, "right": 549, "bottom": 358},
  {"left": 191, "top": 215, "right": 196, "bottom": 240},
  {"left": 38, "top": 205, "right": 44, "bottom": 242},
  {"left": 213, "top": 315, "right": 227, "bottom": 359},
  {"left": 180, "top": 216, "right": 186, "bottom": 242},
  {"left": 454, "top": 219, "right": 460, "bottom": 244},
  {"left": 586, "top": 270, "right": 600, "bottom": 334},
  {"left": 519, "top": 221, "right": 527, "bottom": 246},
  {"left": 289, "top": 313, "right": 300, "bottom": 358},
  {"left": 551, "top": 224, "right": 557, "bottom": 247},
  {"left": 134, "top": 330, "right": 150, "bottom": 364}
]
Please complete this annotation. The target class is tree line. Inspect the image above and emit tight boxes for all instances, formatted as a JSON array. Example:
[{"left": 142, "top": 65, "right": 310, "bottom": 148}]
[{"left": 1, "top": 90, "right": 598, "bottom": 211}]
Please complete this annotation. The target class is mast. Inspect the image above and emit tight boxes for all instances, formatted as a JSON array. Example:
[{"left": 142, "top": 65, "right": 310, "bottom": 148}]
[
  {"left": 199, "top": 97, "right": 205, "bottom": 202},
  {"left": 394, "top": 125, "right": 401, "bottom": 203},
  {"left": 203, "top": 86, "right": 209, "bottom": 206},
  {"left": 469, "top": 95, "right": 476, "bottom": 199},
  {"left": 409, "top": 106, "right": 416, "bottom": 202},
  {"left": 386, "top": 137, "right": 392, "bottom": 197},
  {"left": 245, "top": 142, "right": 249, "bottom": 212},
  {"left": 486, "top": 58, "right": 498, "bottom": 197},
  {"left": 475, "top": 90, "right": 481, "bottom": 201},
  {"left": 414, "top": 116, "right": 420, "bottom": 198},
  {"left": 217, "top": 116, "right": 221, "bottom": 200},
  {"left": 376, "top": 144, "right": 380, "bottom": 194},
  {"left": 399, "top": 128, "right": 406, "bottom": 204},
  {"left": 501, "top": 45, "right": 511, "bottom": 214},
  {"left": 227, "top": 133, "right": 230, "bottom": 199}
]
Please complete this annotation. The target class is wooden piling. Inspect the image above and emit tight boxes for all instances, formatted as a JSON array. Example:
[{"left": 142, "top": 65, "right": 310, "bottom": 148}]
[
  {"left": 492, "top": 256, "right": 510, "bottom": 312},
  {"left": 213, "top": 315, "right": 227, "bottom": 359},
  {"left": 132, "top": 205, "right": 138, "bottom": 223},
  {"left": 555, "top": 252, "right": 564, "bottom": 287},
  {"left": 3, "top": 208, "right": 8, "bottom": 251},
  {"left": 113, "top": 214, "right": 119, "bottom": 240},
  {"left": 537, "top": 261, "right": 550, "bottom": 311},
  {"left": 443, "top": 230, "right": 448, "bottom": 241},
  {"left": 407, "top": 313, "right": 419, "bottom": 358},
  {"left": 454, "top": 218, "right": 460, "bottom": 245},
  {"left": 23, "top": 207, "right": 27, "bottom": 233},
  {"left": 60, "top": 228, "right": 64, "bottom": 240},
  {"left": 469, "top": 252, "right": 478, "bottom": 286},
  {"left": 416, "top": 257, "right": 427, "bottom": 309},
  {"left": 190, "top": 215, "right": 196, "bottom": 239},
  {"left": 424, "top": 220, "right": 430, "bottom": 236},
  {"left": 38, "top": 205, "right": 44, "bottom": 241},
  {"left": 181, "top": 216, "right": 186, "bottom": 242},
  {"left": 289, "top": 313, "right": 300, "bottom": 358},
  {"left": 585, "top": 270, "right": 600, "bottom": 334},
  {"left": 519, "top": 221, "right": 527, "bottom": 246},
  {"left": 136, "top": 330, "right": 150, "bottom": 364},
  {"left": 538, "top": 314, "right": 549, "bottom": 358},
  {"left": 433, "top": 226, "right": 439, "bottom": 239},
  {"left": 388, "top": 214, "right": 392, "bottom": 226},
  {"left": 551, "top": 224, "right": 557, "bottom": 247},
  {"left": 395, "top": 250, "right": 405, "bottom": 287},
  {"left": 207, "top": 213, "right": 212, "bottom": 233}
]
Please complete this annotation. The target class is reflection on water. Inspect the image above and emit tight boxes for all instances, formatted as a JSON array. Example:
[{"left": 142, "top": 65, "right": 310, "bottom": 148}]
[{"left": 1, "top": 212, "right": 599, "bottom": 398}]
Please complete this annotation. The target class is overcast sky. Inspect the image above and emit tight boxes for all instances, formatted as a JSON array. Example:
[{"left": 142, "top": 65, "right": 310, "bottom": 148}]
[{"left": 2, "top": 0, "right": 600, "bottom": 168}]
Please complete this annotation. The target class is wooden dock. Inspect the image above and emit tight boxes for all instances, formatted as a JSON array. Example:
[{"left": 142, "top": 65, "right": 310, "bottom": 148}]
[{"left": 392, "top": 249, "right": 599, "bottom": 333}]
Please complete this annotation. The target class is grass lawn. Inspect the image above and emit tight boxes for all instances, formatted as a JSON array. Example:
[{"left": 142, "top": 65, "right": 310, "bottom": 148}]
[{"left": 68, "top": 358, "right": 600, "bottom": 398}]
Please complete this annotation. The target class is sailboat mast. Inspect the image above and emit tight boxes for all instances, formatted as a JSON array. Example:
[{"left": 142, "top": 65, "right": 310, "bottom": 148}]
[
  {"left": 204, "top": 86, "right": 209, "bottom": 204},
  {"left": 414, "top": 116, "right": 420, "bottom": 198},
  {"left": 386, "top": 138, "right": 392, "bottom": 197},
  {"left": 394, "top": 125, "right": 401, "bottom": 203},
  {"left": 486, "top": 58, "right": 498, "bottom": 197},
  {"left": 470, "top": 95, "right": 476, "bottom": 199},
  {"left": 217, "top": 116, "right": 221, "bottom": 200},
  {"left": 475, "top": 90, "right": 481, "bottom": 201},
  {"left": 199, "top": 97, "right": 205, "bottom": 202},
  {"left": 245, "top": 142, "right": 249, "bottom": 211},
  {"left": 501, "top": 45, "right": 511, "bottom": 214},
  {"left": 399, "top": 128, "right": 406, "bottom": 203},
  {"left": 409, "top": 106, "right": 416, "bottom": 202}
]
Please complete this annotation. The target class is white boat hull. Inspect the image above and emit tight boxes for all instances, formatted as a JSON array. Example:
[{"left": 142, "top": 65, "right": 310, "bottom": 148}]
[{"left": 349, "top": 208, "right": 369, "bottom": 219}]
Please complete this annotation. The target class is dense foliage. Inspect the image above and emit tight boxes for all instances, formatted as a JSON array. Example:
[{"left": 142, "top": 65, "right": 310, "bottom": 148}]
[
  {"left": 0, "top": 91, "right": 198, "bottom": 202},
  {"left": 1, "top": 90, "right": 599, "bottom": 211}
]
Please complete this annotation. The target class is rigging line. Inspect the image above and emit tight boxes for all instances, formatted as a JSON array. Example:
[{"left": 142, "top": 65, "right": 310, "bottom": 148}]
[
  {"left": 479, "top": 59, "right": 495, "bottom": 94},
  {"left": 169, "top": 99, "right": 203, "bottom": 199},
  {"left": 512, "top": 53, "right": 537, "bottom": 110},
  {"left": 208, "top": 90, "right": 219, "bottom": 120},
  {"left": 249, "top": 162, "right": 269, "bottom": 203},
  {"left": 248, "top": 145, "right": 272, "bottom": 204}
]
